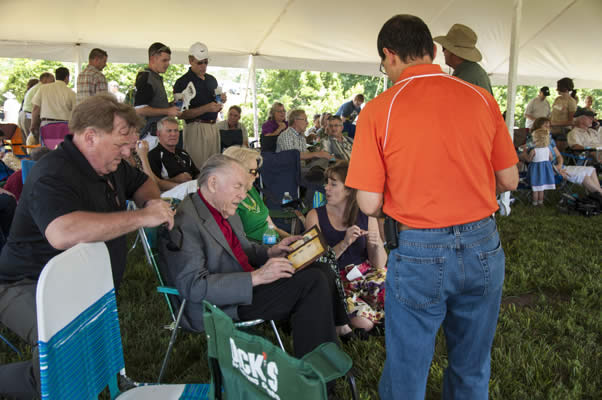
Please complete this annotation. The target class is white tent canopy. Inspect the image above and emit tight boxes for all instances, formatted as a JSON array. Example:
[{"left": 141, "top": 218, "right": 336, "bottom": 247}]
[{"left": 1, "top": 0, "right": 601, "bottom": 88}]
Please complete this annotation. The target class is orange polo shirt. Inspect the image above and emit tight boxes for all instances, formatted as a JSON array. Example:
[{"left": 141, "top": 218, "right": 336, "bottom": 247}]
[{"left": 346, "top": 64, "right": 517, "bottom": 228}]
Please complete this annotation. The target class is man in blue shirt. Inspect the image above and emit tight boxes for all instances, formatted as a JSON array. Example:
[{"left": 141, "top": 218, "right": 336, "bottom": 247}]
[
  {"left": 174, "top": 42, "right": 226, "bottom": 169},
  {"left": 335, "top": 94, "right": 364, "bottom": 123}
]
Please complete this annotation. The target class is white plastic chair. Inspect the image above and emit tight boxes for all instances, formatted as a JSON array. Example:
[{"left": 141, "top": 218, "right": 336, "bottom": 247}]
[{"left": 36, "top": 242, "right": 210, "bottom": 399}]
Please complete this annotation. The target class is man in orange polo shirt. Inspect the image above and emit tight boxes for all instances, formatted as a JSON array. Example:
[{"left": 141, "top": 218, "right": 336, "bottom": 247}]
[{"left": 346, "top": 15, "right": 518, "bottom": 400}]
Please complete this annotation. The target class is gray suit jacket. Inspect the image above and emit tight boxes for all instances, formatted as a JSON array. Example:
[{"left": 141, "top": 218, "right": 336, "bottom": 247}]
[{"left": 158, "top": 192, "right": 269, "bottom": 332}]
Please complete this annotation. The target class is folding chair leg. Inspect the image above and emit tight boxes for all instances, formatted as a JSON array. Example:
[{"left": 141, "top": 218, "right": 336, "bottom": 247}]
[
  {"left": 0, "top": 333, "right": 22, "bottom": 357},
  {"left": 270, "top": 320, "right": 286, "bottom": 352},
  {"left": 346, "top": 371, "right": 359, "bottom": 400},
  {"left": 158, "top": 299, "right": 187, "bottom": 383}
]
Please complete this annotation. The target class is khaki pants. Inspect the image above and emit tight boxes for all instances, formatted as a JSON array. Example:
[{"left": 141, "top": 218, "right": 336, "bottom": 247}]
[
  {"left": 183, "top": 121, "right": 220, "bottom": 169},
  {"left": 17, "top": 111, "right": 31, "bottom": 140}
]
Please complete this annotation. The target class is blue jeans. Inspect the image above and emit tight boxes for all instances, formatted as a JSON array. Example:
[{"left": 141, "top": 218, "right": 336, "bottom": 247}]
[{"left": 379, "top": 216, "right": 505, "bottom": 400}]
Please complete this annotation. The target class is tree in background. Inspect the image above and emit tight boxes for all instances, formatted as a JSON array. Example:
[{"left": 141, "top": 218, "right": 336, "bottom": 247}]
[
  {"left": 2, "top": 58, "right": 601, "bottom": 134},
  {"left": 1, "top": 59, "right": 75, "bottom": 100},
  {"left": 0, "top": 58, "right": 187, "bottom": 105}
]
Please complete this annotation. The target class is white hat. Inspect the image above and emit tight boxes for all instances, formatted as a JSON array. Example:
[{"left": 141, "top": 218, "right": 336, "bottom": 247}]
[{"left": 189, "top": 42, "right": 209, "bottom": 61}]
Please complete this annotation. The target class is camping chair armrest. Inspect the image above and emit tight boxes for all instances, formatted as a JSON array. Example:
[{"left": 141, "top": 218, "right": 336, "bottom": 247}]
[
  {"left": 301, "top": 342, "right": 352, "bottom": 382},
  {"left": 157, "top": 286, "right": 180, "bottom": 296}
]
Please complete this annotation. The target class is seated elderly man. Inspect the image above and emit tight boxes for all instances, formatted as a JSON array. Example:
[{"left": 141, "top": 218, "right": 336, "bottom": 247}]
[
  {"left": 148, "top": 117, "right": 199, "bottom": 191},
  {"left": 567, "top": 109, "right": 602, "bottom": 167},
  {"left": 158, "top": 154, "right": 349, "bottom": 359},
  {"left": 276, "top": 109, "right": 332, "bottom": 180},
  {"left": 568, "top": 109, "right": 602, "bottom": 150},
  {"left": 320, "top": 116, "right": 354, "bottom": 161}
]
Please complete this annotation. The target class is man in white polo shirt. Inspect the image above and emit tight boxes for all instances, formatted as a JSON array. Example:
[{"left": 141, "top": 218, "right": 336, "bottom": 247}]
[{"left": 30, "top": 67, "right": 75, "bottom": 141}]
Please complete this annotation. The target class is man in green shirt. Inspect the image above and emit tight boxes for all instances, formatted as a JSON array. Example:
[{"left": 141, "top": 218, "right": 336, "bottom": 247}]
[{"left": 434, "top": 24, "right": 493, "bottom": 94}]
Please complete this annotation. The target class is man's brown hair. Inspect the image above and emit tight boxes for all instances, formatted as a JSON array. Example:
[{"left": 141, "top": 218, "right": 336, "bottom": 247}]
[
  {"left": 69, "top": 93, "right": 143, "bottom": 135},
  {"left": 88, "top": 48, "right": 108, "bottom": 61}
]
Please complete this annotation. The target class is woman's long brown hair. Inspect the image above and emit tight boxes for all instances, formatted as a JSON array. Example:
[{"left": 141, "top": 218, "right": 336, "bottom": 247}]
[{"left": 326, "top": 161, "right": 358, "bottom": 228}]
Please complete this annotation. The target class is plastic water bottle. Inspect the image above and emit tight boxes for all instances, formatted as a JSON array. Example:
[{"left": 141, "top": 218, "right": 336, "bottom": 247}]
[
  {"left": 282, "top": 192, "right": 293, "bottom": 205},
  {"left": 215, "top": 86, "right": 223, "bottom": 104},
  {"left": 262, "top": 224, "right": 278, "bottom": 245}
]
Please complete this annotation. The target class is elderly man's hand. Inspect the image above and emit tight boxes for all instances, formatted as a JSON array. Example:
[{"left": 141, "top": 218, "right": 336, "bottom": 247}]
[
  {"left": 141, "top": 199, "right": 175, "bottom": 230},
  {"left": 251, "top": 257, "right": 295, "bottom": 286},
  {"left": 267, "top": 235, "right": 302, "bottom": 258}
]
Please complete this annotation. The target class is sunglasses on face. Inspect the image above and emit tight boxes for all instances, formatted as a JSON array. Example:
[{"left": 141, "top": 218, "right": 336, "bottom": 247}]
[{"left": 194, "top": 59, "right": 209, "bottom": 65}]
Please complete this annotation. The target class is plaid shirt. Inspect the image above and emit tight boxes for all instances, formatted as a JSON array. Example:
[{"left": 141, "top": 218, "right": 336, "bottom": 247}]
[
  {"left": 276, "top": 127, "right": 308, "bottom": 153},
  {"left": 76, "top": 65, "right": 108, "bottom": 104}
]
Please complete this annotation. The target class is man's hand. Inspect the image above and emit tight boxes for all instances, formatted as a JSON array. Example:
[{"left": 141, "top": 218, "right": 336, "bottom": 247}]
[
  {"left": 0, "top": 187, "right": 15, "bottom": 198},
  {"left": 267, "top": 235, "right": 302, "bottom": 258},
  {"left": 166, "top": 106, "right": 182, "bottom": 117},
  {"left": 205, "top": 102, "right": 223, "bottom": 113},
  {"left": 316, "top": 151, "right": 333, "bottom": 159},
  {"left": 251, "top": 257, "right": 295, "bottom": 286},
  {"left": 136, "top": 140, "right": 149, "bottom": 157},
  {"left": 141, "top": 199, "right": 175, "bottom": 230},
  {"left": 366, "top": 230, "right": 382, "bottom": 247}
]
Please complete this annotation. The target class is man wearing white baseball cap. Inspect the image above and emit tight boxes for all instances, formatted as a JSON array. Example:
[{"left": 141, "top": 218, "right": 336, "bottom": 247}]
[
  {"left": 434, "top": 24, "right": 492, "bottom": 94},
  {"left": 173, "top": 42, "right": 227, "bottom": 169}
]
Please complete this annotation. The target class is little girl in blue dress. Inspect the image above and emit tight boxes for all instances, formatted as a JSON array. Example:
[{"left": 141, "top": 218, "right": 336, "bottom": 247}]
[{"left": 528, "top": 128, "right": 556, "bottom": 205}]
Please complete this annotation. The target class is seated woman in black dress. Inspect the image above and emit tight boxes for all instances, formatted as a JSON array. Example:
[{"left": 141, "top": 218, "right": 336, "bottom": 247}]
[{"left": 305, "top": 161, "right": 387, "bottom": 333}]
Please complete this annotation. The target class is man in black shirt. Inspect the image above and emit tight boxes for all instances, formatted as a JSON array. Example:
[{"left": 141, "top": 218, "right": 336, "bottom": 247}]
[
  {"left": 0, "top": 94, "right": 175, "bottom": 398},
  {"left": 134, "top": 42, "right": 181, "bottom": 143},
  {"left": 148, "top": 117, "right": 199, "bottom": 191},
  {"left": 174, "top": 42, "right": 226, "bottom": 169}
]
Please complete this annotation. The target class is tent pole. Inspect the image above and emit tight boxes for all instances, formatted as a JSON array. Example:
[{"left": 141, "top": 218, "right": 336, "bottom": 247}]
[
  {"left": 500, "top": 0, "right": 522, "bottom": 216},
  {"left": 74, "top": 44, "right": 81, "bottom": 92},
  {"left": 249, "top": 55, "right": 259, "bottom": 142},
  {"left": 244, "top": 55, "right": 252, "bottom": 105}
]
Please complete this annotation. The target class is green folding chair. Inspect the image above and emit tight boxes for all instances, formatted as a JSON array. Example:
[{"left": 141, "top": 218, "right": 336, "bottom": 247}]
[{"left": 203, "top": 301, "right": 357, "bottom": 400}]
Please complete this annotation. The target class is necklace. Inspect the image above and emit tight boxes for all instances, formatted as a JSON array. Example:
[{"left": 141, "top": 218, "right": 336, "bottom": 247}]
[{"left": 240, "top": 195, "right": 260, "bottom": 213}]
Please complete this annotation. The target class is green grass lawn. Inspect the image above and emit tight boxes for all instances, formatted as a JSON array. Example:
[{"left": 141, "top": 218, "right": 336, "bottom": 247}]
[{"left": 1, "top": 198, "right": 601, "bottom": 399}]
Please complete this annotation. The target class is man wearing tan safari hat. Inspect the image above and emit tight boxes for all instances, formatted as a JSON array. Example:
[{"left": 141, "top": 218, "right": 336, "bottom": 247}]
[{"left": 434, "top": 24, "right": 493, "bottom": 94}]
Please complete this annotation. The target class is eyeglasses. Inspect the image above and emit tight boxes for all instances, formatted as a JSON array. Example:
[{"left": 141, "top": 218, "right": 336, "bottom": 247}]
[
  {"left": 194, "top": 59, "right": 209, "bottom": 65},
  {"left": 379, "top": 61, "right": 386, "bottom": 75},
  {"left": 249, "top": 168, "right": 259, "bottom": 176}
]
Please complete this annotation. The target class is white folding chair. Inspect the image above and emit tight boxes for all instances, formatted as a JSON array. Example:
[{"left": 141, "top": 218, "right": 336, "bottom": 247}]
[{"left": 36, "top": 242, "right": 210, "bottom": 399}]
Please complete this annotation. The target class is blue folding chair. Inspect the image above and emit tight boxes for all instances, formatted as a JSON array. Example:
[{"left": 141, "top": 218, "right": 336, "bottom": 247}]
[
  {"left": 36, "top": 242, "right": 210, "bottom": 399},
  {"left": 21, "top": 159, "right": 36, "bottom": 184},
  {"left": 259, "top": 150, "right": 306, "bottom": 233}
]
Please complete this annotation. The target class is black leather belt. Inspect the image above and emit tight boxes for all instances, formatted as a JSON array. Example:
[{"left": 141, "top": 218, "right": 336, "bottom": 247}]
[
  {"left": 41, "top": 117, "right": 66, "bottom": 122},
  {"left": 189, "top": 119, "right": 216, "bottom": 124}
]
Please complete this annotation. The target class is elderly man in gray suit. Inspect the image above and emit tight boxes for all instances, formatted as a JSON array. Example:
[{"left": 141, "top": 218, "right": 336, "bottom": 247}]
[{"left": 158, "top": 154, "right": 349, "bottom": 359}]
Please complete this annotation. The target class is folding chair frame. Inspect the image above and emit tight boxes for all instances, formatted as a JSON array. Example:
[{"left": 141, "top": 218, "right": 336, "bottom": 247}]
[{"left": 134, "top": 225, "right": 286, "bottom": 383}]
